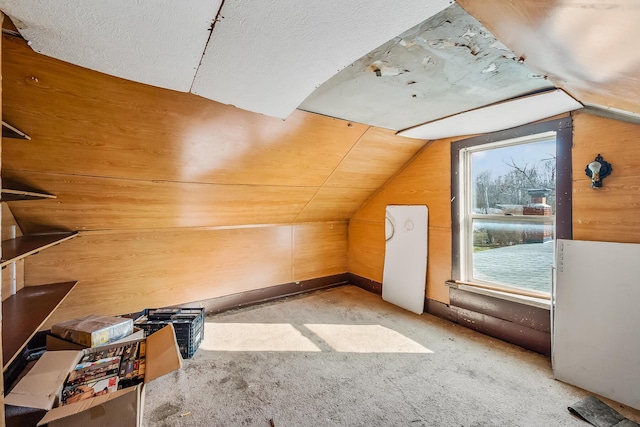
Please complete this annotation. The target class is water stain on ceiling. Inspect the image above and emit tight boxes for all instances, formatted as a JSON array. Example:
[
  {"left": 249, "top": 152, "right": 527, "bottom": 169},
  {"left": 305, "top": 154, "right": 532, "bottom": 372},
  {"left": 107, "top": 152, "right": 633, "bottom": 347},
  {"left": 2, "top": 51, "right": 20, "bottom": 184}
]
[{"left": 300, "top": 3, "right": 555, "bottom": 131}]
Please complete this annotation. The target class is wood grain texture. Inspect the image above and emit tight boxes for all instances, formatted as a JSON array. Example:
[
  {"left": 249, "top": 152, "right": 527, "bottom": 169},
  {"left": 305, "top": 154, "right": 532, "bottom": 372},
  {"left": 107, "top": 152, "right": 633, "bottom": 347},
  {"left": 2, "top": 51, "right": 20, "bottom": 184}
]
[
  {"left": 23, "top": 223, "right": 348, "bottom": 327},
  {"left": 292, "top": 222, "right": 348, "bottom": 281},
  {"left": 1, "top": 28, "right": 430, "bottom": 334},
  {"left": 352, "top": 139, "right": 452, "bottom": 228},
  {"left": 348, "top": 220, "right": 385, "bottom": 283},
  {"left": 4, "top": 171, "right": 317, "bottom": 233},
  {"left": 1, "top": 259, "right": 23, "bottom": 302},
  {"left": 2, "top": 202, "right": 22, "bottom": 240},
  {"left": 426, "top": 227, "right": 451, "bottom": 303},
  {"left": 2, "top": 281, "right": 76, "bottom": 369},
  {"left": 2, "top": 36, "right": 367, "bottom": 188},
  {"left": 324, "top": 127, "right": 427, "bottom": 190},
  {"left": 1, "top": 232, "right": 77, "bottom": 267},
  {"left": 573, "top": 111, "right": 640, "bottom": 180},
  {"left": 349, "top": 139, "right": 453, "bottom": 304},
  {"left": 458, "top": 1, "right": 640, "bottom": 116},
  {"left": 295, "top": 186, "right": 374, "bottom": 223},
  {"left": 572, "top": 111, "right": 640, "bottom": 242},
  {"left": 29, "top": 226, "right": 293, "bottom": 327}
]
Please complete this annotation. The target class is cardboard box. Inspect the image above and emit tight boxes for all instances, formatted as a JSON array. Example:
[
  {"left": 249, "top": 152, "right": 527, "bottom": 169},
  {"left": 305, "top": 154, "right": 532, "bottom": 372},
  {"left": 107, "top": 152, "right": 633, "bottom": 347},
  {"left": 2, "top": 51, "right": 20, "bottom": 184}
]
[
  {"left": 51, "top": 315, "right": 134, "bottom": 347},
  {"left": 46, "top": 327, "right": 145, "bottom": 351},
  {"left": 5, "top": 324, "right": 182, "bottom": 427}
]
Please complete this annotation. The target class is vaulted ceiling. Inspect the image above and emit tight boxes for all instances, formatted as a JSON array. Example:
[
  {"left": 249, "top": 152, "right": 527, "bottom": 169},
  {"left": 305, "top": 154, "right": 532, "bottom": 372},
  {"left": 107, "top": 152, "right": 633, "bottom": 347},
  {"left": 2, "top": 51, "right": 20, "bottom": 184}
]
[{"left": 2, "top": 1, "right": 639, "bottom": 136}]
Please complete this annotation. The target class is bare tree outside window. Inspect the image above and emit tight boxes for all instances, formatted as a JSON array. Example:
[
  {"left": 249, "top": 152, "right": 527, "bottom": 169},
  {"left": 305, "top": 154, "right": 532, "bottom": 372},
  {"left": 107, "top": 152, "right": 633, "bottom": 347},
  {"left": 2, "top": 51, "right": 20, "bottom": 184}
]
[{"left": 467, "top": 137, "right": 557, "bottom": 293}]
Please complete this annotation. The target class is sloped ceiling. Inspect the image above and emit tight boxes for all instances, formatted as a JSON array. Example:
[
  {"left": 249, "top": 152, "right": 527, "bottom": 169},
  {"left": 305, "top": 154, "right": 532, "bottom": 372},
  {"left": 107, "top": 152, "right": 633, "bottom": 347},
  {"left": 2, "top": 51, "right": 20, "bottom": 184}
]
[
  {"left": 457, "top": 0, "right": 640, "bottom": 119},
  {"left": 1, "top": 1, "right": 638, "bottom": 132},
  {"left": 300, "top": 4, "right": 555, "bottom": 130},
  {"left": 0, "top": 0, "right": 452, "bottom": 119}
]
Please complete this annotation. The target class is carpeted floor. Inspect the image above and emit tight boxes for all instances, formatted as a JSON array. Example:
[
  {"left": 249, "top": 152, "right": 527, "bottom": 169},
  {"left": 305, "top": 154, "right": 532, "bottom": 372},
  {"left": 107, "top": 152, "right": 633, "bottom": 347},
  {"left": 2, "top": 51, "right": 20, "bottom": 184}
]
[{"left": 143, "top": 285, "right": 640, "bottom": 427}]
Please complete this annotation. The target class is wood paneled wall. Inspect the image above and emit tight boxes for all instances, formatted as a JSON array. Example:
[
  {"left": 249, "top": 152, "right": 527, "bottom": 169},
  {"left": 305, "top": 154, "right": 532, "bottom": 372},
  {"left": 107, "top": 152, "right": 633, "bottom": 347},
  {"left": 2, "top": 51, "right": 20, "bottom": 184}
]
[
  {"left": 349, "top": 139, "right": 453, "bottom": 304},
  {"left": 572, "top": 111, "right": 640, "bottom": 243},
  {"left": 1, "top": 34, "right": 427, "bottom": 323},
  {"left": 26, "top": 222, "right": 348, "bottom": 327},
  {"left": 349, "top": 110, "right": 640, "bottom": 307},
  {"left": 2, "top": 35, "right": 426, "bottom": 233}
]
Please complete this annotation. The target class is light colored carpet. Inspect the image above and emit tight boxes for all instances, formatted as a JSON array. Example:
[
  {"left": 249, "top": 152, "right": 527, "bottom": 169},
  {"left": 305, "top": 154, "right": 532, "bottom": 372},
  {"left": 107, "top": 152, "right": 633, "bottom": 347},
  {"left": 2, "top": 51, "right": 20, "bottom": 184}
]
[{"left": 144, "top": 285, "right": 640, "bottom": 426}]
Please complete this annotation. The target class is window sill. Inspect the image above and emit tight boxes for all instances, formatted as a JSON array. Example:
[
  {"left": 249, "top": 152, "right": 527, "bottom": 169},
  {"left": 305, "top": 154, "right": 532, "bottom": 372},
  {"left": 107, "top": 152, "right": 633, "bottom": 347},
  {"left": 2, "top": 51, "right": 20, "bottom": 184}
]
[{"left": 445, "top": 281, "right": 551, "bottom": 310}]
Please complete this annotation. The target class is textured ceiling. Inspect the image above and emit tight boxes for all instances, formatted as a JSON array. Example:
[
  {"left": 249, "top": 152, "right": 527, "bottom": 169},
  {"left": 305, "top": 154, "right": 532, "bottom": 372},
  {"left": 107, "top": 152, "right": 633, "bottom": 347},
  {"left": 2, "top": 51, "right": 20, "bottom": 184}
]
[
  {"left": 0, "top": 0, "right": 451, "bottom": 119},
  {"left": 1, "top": 0, "right": 636, "bottom": 133},
  {"left": 0, "top": 0, "right": 220, "bottom": 92},
  {"left": 300, "top": 4, "right": 555, "bottom": 131},
  {"left": 190, "top": 0, "right": 452, "bottom": 119}
]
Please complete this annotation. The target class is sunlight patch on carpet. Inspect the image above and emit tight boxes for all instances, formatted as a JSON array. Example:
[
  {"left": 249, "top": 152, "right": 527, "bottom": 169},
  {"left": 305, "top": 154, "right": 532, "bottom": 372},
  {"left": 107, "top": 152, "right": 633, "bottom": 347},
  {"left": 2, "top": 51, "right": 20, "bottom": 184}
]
[
  {"left": 201, "top": 323, "right": 321, "bottom": 352},
  {"left": 304, "top": 324, "right": 434, "bottom": 353}
]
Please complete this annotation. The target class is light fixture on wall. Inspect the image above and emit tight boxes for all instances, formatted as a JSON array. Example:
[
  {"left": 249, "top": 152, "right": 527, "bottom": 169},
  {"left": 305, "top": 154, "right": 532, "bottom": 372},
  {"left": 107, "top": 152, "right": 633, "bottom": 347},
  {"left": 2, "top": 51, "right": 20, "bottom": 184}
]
[{"left": 585, "top": 154, "right": 612, "bottom": 188}]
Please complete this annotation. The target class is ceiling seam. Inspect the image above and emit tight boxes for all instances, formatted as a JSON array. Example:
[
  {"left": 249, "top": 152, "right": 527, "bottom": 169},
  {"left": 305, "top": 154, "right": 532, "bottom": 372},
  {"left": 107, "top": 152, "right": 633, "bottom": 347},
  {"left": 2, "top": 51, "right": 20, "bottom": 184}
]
[
  {"left": 189, "top": 0, "right": 226, "bottom": 93},
  {"left": 291, "top": 126, "right": 371, "bottom": 223}
]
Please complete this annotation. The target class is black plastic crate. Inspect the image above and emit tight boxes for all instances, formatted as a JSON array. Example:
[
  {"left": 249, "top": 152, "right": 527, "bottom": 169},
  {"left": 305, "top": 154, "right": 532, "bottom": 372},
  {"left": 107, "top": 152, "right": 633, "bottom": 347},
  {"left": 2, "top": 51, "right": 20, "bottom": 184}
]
[{"left": 133, "top": 308, "right": 204, "bottom": 359}]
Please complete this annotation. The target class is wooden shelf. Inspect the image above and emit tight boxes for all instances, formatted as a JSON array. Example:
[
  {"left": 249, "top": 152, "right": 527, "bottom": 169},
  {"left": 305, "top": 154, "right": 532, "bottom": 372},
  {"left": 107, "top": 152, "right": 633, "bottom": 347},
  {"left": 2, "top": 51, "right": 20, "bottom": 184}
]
[
  {"left": 2, "top": 178, "right": 56, "bottom": 202},
  {"left": 2, "top": 282, "right": 77, "bottom": 370},
  {"left": 2, "top": 121, "right": 30, "bottom": 140},
  {"left": 1, "top": 232, "right": 78, "bottom": 268}
]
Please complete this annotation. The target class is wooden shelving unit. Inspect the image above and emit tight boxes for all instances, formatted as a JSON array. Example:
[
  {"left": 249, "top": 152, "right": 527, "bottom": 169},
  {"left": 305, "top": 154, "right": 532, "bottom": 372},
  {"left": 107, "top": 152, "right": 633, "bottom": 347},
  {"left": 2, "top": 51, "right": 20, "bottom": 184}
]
[
  {"left": 1, "top": 178, "right": 56, "bottom": 202},
  {"left": 1, "top": 231, "right": 78, "bottom": 268},
  {"left": 2, "top": 281, "right": 77, "bottom": 370},
  {"left": 1, "top": 121, "right": 30, "bottom": 140}
]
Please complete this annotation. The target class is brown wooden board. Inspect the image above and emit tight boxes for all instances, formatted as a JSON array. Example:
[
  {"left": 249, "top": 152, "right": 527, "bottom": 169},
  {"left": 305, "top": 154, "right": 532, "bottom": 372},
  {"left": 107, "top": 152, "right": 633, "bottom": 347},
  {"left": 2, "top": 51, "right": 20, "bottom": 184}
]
[
  {"left": 1, "top": 232, "right": 78, "bottom": 267},
  {"left": 2, "top": 281, "right": 77, "bottom": 370},
  {"left": 1, "top": 177, "right": 56, "bottom": 202}
]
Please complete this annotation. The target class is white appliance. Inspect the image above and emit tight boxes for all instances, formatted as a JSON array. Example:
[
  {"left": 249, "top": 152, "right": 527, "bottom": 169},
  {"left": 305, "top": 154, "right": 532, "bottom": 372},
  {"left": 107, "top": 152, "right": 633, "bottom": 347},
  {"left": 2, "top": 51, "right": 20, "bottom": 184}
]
[{"left": 382, "top": 205, "right": 428, "bottom": 314}]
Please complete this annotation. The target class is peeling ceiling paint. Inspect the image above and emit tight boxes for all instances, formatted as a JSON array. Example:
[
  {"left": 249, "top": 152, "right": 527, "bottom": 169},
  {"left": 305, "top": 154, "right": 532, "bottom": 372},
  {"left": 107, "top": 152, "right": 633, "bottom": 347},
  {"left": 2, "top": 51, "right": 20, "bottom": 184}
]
[
  {"left": 190, "top": 0, "right": 452, "bottom": 119},
  {"left": 0, "top": 0, "right": 452, "bottom": 120},
  {"left": 299, "top": 3, "right": 556, "bottom": 131},
  {"left": 457, "top": 0, "right": 640, "bottom": 117},
  {"left": 1, "top": 1, "right": 634, "bottom": 127}
]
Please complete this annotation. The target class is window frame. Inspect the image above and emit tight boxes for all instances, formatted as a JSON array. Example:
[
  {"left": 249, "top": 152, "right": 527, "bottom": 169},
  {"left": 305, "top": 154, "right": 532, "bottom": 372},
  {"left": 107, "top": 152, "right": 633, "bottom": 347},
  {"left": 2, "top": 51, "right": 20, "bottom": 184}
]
[{"left": 450, "top": 117, "right": 573, "bottom": 298}]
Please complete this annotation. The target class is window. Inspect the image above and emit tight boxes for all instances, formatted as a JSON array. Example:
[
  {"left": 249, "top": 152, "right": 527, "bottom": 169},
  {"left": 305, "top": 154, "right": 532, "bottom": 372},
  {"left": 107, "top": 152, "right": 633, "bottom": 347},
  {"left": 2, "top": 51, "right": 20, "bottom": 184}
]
[{"left": 451, "top": 118, "right": 572, "bottom": 300}]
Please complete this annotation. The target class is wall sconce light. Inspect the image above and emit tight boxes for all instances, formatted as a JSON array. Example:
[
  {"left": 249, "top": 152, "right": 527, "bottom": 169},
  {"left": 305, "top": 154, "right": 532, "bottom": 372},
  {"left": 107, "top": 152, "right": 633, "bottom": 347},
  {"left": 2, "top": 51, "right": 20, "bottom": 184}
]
[{"left": 585, "top": 154, "right": 612, "bottom": 188}]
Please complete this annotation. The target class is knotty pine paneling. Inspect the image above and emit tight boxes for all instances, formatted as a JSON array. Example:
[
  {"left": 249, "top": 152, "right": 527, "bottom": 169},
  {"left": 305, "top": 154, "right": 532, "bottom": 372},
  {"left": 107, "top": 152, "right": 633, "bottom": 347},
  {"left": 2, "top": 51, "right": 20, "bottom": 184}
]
[
  {"left": 5, "top": 171, "right": 317, "bottom": 233},
  {"left": 2, "top": 36, "right": 367, "bottom": 188},
  {"left": 349, "top": 138, "right": 452, "bottom": 304},
  {"left": 572, "top": 111, "right": 640, "bottom": 243},
  {"left": 292, "top": 222, "right": 348, "bottom": 281}
]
